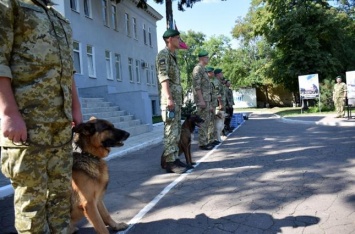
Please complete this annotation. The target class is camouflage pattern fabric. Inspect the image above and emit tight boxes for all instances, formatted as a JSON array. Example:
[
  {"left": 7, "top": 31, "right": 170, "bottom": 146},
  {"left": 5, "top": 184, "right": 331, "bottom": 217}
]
[
  {"left": 161, "top": 107, "right": 182, "bottom": 162},
  {"left": 156, "top": 47, "right": 183, "bottom": 162},
  {"left": 192, "top": 64, "right": 212, "bottom": 146},
  {"left": 333, "top": 82, "right": 347, "bottom": 117},
  {"left": 208, "top": 77, "right": 219, "bottom": 142},
  {"left": 217, "top": 79, "right": 226, "bottom": 111},
  {"left": 0, "top": 0, "right": 74, "bottom": 233},
  {"left": 197, "top": 102, "right": 211, "bottom": 146},
  {"left": 156, "top": 47, "right": 183, "bottom": 106},
  {"left": 226, "top": 88, "right": 234, "bottom": 108}
]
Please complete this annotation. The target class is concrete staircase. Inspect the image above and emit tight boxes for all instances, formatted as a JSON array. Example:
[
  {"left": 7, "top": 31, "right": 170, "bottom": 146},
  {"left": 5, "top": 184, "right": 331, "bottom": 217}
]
[{"left": 80, "top": 98, "right": 151, "bottom": 136}]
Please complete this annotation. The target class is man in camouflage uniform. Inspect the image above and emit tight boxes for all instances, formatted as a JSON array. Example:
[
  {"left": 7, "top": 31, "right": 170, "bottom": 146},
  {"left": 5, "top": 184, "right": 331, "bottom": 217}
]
[
  {"left": 224, "top": 79, "right": 235, "bottom": 132},
  {"left": 214, "top": 69, "right": 225, "bottom": 112},
  {"left": 156, "top": 29, "right": 187, "bottom": 174},
  {"left": 206, "top": 67, "right": 221, "bottom": 146},
  {"left": 0, "top": 0, "right": 82, "bottom": 233},
  {"left": 192, "top": 51, "right": 213, "bottom": 150},
  {"left": 333, "top": 76, "right": 347, "bottom": 118}
]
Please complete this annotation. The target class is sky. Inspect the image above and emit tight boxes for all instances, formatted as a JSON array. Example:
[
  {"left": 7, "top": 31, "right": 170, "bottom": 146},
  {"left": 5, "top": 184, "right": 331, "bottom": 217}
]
[{"left": 149, "top": 0, "right": 252, "bottom": 50}]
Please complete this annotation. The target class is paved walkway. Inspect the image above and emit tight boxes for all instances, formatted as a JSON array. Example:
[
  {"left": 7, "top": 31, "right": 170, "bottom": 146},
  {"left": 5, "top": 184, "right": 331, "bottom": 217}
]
[
  {"left": 1, "top": 113, "right": 355, "bottom": 198},
  {"left": 1, "top": 111, "right": 355, "bottom": 234}
]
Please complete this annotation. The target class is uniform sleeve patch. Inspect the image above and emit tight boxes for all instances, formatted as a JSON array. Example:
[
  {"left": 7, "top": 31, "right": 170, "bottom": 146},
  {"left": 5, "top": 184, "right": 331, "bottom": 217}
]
[{"left": 159, "top": 59, "right": 166, "bottom": 66}]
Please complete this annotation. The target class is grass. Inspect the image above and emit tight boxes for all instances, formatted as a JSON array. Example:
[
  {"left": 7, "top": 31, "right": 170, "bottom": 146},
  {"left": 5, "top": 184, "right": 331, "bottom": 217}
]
[
  {"left": 235, "top": 107, "right": 335, "bottom": 117},
  {"left": 152, "top": 115, "right": 163, "bottom": 124}
]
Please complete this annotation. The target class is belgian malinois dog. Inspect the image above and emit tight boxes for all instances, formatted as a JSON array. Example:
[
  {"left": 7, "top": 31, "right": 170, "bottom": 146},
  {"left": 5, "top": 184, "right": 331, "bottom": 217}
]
[
  {"left": 161, "top": 114, "right": 204, "bottom": 169},
  {"left": 69, "top": 117, "right": 130, "bottom": 234}
]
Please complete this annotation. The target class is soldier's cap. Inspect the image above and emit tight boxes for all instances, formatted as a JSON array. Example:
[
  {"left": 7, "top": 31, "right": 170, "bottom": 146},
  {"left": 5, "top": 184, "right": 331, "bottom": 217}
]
[
  {"left": 336, "top": 75, "right": 342, "bottom": 79},
  {"left": 198, "top": 50, "right": 209, "bottom": 57},
  {"left": 163, "top": 29, "right": 180, "bottom": 39},
  {"left": 214, "top": 68, "right": 222, "bottom": 74},
  {"left": 206, "top": 66, "right": 214, "bottom": 72}
]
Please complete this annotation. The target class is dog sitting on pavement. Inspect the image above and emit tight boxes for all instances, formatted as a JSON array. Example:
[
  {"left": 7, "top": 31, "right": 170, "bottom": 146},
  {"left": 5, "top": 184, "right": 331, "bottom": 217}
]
[
  {"left": 161, "top": 114, "right": 204, "bottom": 171},
  {"left": 215, "top": 110, "right": 228, "bottom": 142},
  {"left": 69, "top": 117, "right": 130, "bottom": 234}
]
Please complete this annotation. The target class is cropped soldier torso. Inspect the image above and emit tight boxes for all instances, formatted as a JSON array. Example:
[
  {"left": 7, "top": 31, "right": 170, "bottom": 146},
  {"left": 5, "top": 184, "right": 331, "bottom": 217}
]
[
  {"left": 0, "top": 0, "right": 74, "bottom": 123},
  {"left": 333, "top": 82, "right": 347, "bottom": 98},
  {"left": 156, "top": 47, "right": 182, "bottom": 106},
  {"left": 192, "top": 64, "right": 211, "bottom": 102}
]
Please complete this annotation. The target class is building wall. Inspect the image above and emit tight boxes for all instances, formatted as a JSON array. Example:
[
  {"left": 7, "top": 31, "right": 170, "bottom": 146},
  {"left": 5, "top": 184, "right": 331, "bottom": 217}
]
[{"left": 52, "top": 0, "right": 163, "bottom": 123}]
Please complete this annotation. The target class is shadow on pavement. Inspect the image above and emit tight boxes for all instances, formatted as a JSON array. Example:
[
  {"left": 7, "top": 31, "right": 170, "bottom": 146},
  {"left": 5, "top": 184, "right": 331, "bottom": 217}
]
[{"left": 129, "top": 213, "right": 320, "bottom": 234}]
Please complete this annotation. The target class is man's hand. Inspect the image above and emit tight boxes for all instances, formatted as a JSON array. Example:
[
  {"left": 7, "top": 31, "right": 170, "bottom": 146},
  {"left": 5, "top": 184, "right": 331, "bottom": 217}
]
[{"left": 1, "top": 113, "right": 27, "bottom": 143}]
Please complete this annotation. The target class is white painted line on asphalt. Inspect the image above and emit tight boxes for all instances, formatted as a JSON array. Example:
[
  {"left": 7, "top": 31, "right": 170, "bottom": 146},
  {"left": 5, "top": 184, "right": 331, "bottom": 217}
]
[
  {"left": 117, "top": 120, "right": 245, "bottom": 234},
  {"left": 0, "top": 184, "right": 13, "bottom": 199}
]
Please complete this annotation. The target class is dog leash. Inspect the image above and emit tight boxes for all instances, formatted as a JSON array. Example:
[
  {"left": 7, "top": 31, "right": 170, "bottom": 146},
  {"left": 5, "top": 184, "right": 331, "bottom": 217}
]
[{"left": 11, "top": 134, "right": 73, "bottom": 149}]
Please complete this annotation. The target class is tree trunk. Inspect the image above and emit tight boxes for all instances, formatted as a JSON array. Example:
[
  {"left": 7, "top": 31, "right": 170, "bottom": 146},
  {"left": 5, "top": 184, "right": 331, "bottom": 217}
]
[{"left": 165, "top": 0, "right": 173, "bottom": 29}]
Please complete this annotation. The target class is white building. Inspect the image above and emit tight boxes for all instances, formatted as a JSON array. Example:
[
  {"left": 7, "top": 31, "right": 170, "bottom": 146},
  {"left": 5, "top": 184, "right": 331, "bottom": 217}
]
[{"left": 53, "top": 0, "right": 163, "bottom": 128}]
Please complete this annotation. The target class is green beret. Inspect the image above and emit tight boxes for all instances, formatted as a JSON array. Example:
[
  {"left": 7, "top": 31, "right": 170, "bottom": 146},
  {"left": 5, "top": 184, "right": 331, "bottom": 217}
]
[
  {"left": 214, "top": 68, "right": 222, "bottom": 75},
  {"left": 336, "top": 75, "right": 342, "bottom": 79},
  {"left": 163, "top": 29, "right": 180, "bottom": 38},
  {"left": 198, "top": 50, "right": 209, "bottom": 57},
  {"left": 206, "top": 67, "right": 214, "bottom": 72}
]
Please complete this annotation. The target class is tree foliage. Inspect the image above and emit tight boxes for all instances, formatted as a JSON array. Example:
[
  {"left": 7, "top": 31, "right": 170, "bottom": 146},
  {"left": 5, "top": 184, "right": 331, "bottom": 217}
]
[{"left": 232, "top": 0, "right": 355, "bottom": 95}]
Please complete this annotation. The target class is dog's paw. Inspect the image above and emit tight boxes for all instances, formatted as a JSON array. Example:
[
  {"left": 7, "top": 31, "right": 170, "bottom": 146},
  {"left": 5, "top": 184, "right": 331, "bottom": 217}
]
[{"left": 112, "top": 222, "right": 129, "bottom": 231}]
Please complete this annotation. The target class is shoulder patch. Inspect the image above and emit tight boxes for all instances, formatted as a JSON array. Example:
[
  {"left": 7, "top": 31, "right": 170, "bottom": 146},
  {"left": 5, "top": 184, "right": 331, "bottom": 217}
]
[{"left": 159, "top": 59, "right": 166, "bottom": 66}]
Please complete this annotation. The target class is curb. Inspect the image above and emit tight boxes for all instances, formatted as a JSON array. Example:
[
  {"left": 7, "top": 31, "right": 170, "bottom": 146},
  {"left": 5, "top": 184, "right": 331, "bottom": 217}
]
[{"left": 278, "top": 115, "right": 355, "bottom": 127}]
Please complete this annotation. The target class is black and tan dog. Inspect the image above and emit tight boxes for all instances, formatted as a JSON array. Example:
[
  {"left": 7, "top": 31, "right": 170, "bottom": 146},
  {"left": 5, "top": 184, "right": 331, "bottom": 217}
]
[
  {"left": 161, "top": 114, "right": 204, "bottom": 170},
  {"left": 69, "top": 117, "right": 130, "bottom": 234}
]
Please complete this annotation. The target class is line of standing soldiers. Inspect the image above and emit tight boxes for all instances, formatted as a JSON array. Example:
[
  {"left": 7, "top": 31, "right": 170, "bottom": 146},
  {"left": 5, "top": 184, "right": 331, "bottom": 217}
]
[{"left": 191, "top": 50, "right": 235, "bottom": 150}]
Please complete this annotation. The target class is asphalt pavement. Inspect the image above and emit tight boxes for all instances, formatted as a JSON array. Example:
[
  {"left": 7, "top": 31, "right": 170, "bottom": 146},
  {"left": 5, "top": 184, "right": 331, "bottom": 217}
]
[{"left": 1, "top": 111, "right": 355, "bottom": 234}]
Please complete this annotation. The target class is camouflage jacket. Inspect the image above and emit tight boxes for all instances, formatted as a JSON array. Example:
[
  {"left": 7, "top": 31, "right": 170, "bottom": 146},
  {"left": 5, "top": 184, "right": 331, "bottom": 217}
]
[
  {"left": 0, "top": 0, "right": 74, "bottom": 123},
  {"left": 192, "top": 64, "right": 211, "bottom": 103},
  {"left": 226, "top": 88, "right": 234, "bottom": 107},
  {"left": 333, "top": 82, "right": 347, "bottom": 98},
  {"left": 210, "top": 77, "right": 221, "bottom": 107},
  {"left": 156, "top": 47, "right": 183, "bottom": 106}
]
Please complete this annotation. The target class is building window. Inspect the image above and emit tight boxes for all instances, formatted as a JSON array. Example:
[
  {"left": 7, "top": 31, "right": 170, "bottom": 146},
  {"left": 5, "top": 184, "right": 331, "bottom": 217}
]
[
  {"left": 150, "top": 65, "right": 155, "bottom": 85},
  {"left": 102, "top": 0, "right": 108, "bottom": 26},
  {"left": 83, "top": 0, "right": 92, "bottom": 18},
  {"left": 128, "top": 58, "right": 134, "bottom": 82},
  {"left": 143, "top": 24, "right": 147, "bottom": 45},
  {"left": 133, "top": 17, "right": 138, "bottom": 39},
  {"left": 111, "top": 4, "right": 118, "bottom": 31},
  {"left": 105, "top": 50, "right": 112, "bottom": 80},
  {"left": 146, "top": 67, "right": 150, "bottom": 85},
  {"left": 73, "top": 41, "right": 81, "bottom": 74},
  {"left": 125, "top": 13, "right": 130, "bottom": 36},
  {"left": 70, "top": 0, "right": 79, "bottom": 12},
  {"left": 148, "top": 27, "right": 152, "bottom": 47},
  {"left": 135, "top": 59, "right": 141, "bottom": 83},
  {"left": 114, "top": 53, "right": 121, "bottom": 81},
  {"left": 86, "top": 45, "right": 95, "bottom": 77}
]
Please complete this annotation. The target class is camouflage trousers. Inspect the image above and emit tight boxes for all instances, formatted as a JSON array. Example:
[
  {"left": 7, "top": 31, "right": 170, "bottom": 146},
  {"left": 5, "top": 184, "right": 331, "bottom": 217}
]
[
  {"left": 1, "top": 122, "right": 73, "bottom": 234},
  {"left": 197, "top": 102, "right": 211, "bottom": 146},
  {"left": 334, "top": 97, "right": 345, "bottom": 117},
  {"left": 208, "top": 106, "right": 217, "bottom": 143},
  {"left": 161, "top": 106, "right": 182, "bottom": 163}
]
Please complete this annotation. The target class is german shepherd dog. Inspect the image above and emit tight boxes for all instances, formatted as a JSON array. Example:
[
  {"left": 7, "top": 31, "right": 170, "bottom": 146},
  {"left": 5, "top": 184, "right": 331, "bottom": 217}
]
[
  {"left": 69, "top": 117, "right": 130, "bottom": 234},
  {"left": 161, "top": 114, "right": 204, "bottom": 169}
]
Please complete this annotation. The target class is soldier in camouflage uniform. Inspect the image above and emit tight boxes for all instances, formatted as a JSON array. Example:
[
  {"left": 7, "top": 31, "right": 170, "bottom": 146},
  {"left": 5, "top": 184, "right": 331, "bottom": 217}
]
[
  {"left": 192, "top": 51, "right": 213, "bottom": 150},
  {"left": 0, "top": 0, "right": 82, "bottom": 233},
  {"left": 156, "top": 29, "right": 187, "bottom": 174},
  {"left": 333, "top": 76, "right": 347, "bottom": 118},
  {"left": 206, "top": 67, "right": 221, "bottom": 146},
  {"left": 224, "top": 80, "right": 235, "bottom": 132},
  {"left": 214, "top": 69, "right": 225, "bottom": 112}
]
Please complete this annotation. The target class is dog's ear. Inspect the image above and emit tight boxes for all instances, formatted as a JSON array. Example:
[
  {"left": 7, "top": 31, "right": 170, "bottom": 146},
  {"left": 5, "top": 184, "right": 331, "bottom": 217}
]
[{"left": 72, "top": 122, "right": 95, "bottom": 136}]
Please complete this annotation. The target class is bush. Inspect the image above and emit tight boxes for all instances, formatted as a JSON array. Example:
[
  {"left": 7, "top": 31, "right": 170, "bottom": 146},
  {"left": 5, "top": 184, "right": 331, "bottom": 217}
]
[
  {"left": 181, "top": 99, "right": 196, "bottom": 118},
  {"left": 319, "top": 78, "right": 335, "bottom": 111}
]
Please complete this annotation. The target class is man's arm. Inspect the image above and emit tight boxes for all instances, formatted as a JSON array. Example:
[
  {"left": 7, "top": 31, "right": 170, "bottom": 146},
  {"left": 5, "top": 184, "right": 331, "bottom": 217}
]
[
  {"left": 0, "top": 76, "right": 27, "bottom": 142},
  {"left": 71, "top": 77, "right": 82, "bottom": 126},
  {"left": 161, "top": 80, "right": 175, "bottom": 111}
]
